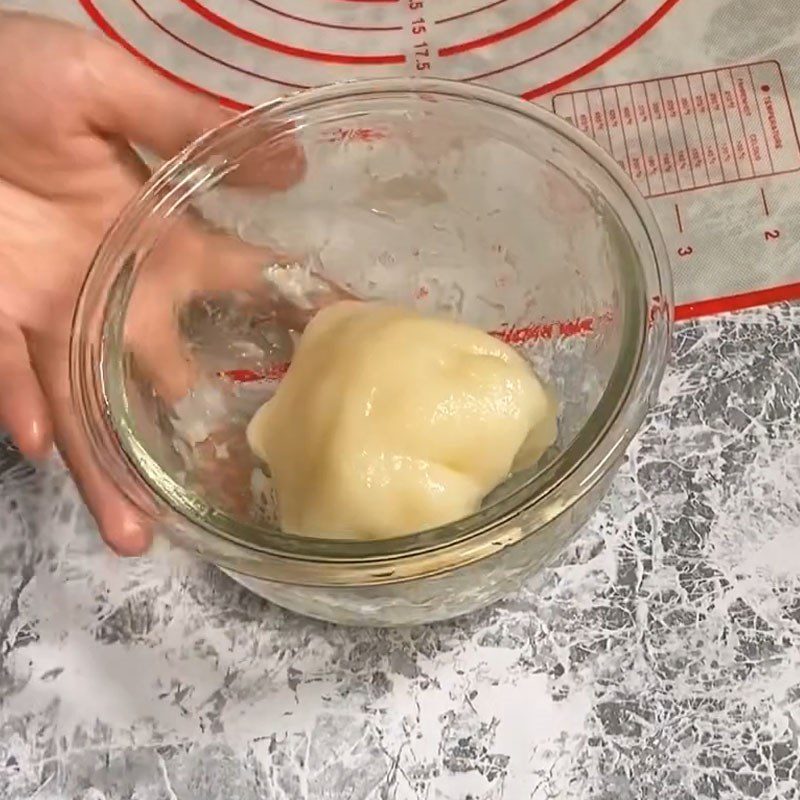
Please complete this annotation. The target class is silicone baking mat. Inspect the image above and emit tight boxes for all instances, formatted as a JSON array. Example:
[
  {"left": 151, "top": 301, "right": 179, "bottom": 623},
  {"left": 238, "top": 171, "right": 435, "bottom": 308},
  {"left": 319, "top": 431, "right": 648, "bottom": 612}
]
[{"left": 11, "top": 0, "right": 800, "bottom": 319}]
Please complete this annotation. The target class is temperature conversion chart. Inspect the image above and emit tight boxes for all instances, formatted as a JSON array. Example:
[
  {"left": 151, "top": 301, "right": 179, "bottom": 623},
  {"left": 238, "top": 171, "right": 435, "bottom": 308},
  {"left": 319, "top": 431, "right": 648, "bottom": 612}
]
[
  {"left": 10, "top": 0, "right": 800, "bottom": 319},
  {"left": 553, "top": 63, "right": 800, "bottom": 198}
]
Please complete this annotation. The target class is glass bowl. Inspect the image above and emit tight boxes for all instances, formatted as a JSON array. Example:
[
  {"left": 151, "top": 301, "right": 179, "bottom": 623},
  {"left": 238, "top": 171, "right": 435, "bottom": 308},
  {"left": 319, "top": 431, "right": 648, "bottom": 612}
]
[{"left": 71, "top": 78, "right": 672, "bottom": 626}]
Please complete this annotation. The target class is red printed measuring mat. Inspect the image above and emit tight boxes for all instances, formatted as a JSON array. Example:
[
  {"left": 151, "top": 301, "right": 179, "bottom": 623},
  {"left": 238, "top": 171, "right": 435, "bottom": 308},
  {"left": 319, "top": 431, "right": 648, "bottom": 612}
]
[{"left": 24, "top": 0, "right": 800, "bottom": 317}]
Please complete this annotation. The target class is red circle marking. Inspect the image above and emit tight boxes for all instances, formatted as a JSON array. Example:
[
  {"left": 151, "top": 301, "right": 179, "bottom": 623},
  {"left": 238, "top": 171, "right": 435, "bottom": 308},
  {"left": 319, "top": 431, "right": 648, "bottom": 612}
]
[
  {"left": 129, "top": 0, "right": 308, "bottom": 89},
  {"left": 440, "top": 0, "right": 584, "bottom": 57},
  {"left": 467, "top": 0, "right": 626, "bottom": 81},
  {"left": 523, "top": 0, "right": 682, "bottom": 99},
  {"left": 245, "top": 0, "right": 402, "bottom": 31},
  {"left": 80, "top": 0, "right": 683, "bottom": 145},
  {"left": 179, "top": 0, "right": 405, "bottom": 64},
  {"left": 436, "top": 0, "right": 512, "bottom": 25},
  {"left": 78, "top": 0, "right": 305, "bottom": 107},
  {"left": 80, "top": 0, "right": 244, "bottom": 108}
]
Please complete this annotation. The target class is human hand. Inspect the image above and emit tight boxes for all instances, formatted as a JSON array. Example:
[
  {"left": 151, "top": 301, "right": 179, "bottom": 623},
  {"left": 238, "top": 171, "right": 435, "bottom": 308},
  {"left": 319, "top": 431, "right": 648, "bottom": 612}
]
[{"left": 0, "top": 12, "right": 304, "bottom": 554}]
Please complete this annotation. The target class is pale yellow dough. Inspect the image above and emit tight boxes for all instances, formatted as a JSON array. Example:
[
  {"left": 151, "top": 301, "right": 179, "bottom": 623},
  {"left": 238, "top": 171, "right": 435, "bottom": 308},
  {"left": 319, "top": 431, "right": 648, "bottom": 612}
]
[{"left": 246, "top": 301, "right": 557, "bottom": 539}]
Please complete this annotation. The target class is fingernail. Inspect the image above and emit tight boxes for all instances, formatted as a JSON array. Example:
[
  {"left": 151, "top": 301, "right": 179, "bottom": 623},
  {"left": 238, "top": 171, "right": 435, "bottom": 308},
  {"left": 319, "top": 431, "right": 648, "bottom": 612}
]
[{"left": 105, "top": 514, "right": 153, "bottom": 557}]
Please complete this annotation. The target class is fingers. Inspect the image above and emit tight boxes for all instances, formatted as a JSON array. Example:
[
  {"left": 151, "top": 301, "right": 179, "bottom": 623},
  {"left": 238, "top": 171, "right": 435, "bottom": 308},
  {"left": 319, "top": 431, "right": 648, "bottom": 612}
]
[
  {"left": 124, "top": 216, "right": 273, "bottom": 401},
  {"left": 29, "top": 336, "right": 152, "bottom": 556},
  {"left": 222, "top": 124, "right": 308, "bottom": 191},
  {"left": 125, "top": 279, "right": 197, "bottom": 404},
  {"left": 0, "top": 315, "right": 52, "bottom": 460},
  {"left": 192, "top": 225, "right": 274, "bottom": 294},
  {"left": 125, "top": 216, "right": 354, "bottom": 401},
  {"left": 86, "top": 41, "right": 305, "bottom": 190}
]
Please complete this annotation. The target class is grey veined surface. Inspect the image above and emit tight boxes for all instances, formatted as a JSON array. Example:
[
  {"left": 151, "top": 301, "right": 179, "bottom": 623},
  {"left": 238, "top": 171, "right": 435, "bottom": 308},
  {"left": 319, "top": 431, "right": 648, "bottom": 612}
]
[{"left": 1, "top": 303, "right": 798, "bottom": 799}]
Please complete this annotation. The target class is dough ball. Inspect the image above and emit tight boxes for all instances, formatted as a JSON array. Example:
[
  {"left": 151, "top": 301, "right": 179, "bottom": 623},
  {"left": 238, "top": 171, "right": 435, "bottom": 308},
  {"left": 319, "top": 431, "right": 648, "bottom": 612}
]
[{"left": 247, "top": 301, "right": 557, "bottom": 539}]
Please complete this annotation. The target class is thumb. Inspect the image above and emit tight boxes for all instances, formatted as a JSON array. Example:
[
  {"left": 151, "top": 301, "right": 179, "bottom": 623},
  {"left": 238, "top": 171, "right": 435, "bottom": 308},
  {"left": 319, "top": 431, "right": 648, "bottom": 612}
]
[
  {"left": 86, "top": 40, "right": 305, "bottom": 189},
  {"left": 86, "top": 39, "right": 230, "bottom": 156},
  {"left": 28, "top": 334, "right": 153, "bottom": 556},
  {"left": 0, "top": 314, "right": 52, "bottom": 460}
]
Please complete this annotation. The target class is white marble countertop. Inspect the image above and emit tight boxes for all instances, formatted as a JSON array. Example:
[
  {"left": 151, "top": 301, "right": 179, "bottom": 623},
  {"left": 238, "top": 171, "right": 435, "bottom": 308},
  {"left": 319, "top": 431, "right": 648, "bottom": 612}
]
[{"left": 1, "top": 304, "right": 799, "bottom": 799}]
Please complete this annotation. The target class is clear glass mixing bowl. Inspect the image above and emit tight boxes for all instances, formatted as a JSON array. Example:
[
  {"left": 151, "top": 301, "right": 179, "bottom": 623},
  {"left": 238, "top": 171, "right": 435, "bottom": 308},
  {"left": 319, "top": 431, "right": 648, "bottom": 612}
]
[{"left": 71, "top": 78, "right": 672, "bottom": 626}]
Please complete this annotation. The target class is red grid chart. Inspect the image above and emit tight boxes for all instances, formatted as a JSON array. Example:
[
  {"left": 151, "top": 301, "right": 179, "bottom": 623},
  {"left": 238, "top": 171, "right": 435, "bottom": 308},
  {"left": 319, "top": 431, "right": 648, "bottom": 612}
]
[{"left": 553, "top": 61, "right": 800, "bottom": 198}]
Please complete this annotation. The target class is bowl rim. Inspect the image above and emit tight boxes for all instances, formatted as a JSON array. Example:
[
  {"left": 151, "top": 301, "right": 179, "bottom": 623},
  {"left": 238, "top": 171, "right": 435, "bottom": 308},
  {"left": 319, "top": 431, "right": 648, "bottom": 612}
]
[{"left": 71, "top": 77, "right": 673, "bottom": 585}]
